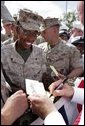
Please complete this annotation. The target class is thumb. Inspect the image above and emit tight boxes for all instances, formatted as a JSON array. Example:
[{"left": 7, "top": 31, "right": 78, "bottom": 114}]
[{"left": 53, "top": 89, "right": 65, "bottom": 97}]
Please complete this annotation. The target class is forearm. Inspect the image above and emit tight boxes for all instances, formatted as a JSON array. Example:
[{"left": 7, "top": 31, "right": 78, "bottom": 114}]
[
  {"left": 1, "top": 105, "right": 16, "bottom": 125},
  {"left": 1, "top": 108, "right": 13, "bottom": 125},
  {"left": 68, "top": 67, "right": 83, "bottom": 78}
]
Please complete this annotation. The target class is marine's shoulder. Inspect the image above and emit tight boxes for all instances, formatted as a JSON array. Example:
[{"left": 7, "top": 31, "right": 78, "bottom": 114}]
[
  {"left": 32, "top": 44, "right": 44, "bottom": 52},
  {"left": 2, "top": 37, "right": 14, "bottom": 46},
  {"left": 38, "top": 42, "right": 48, "bottom": 48},
  {"left": 38, "top": 42, "right": 48, "bottom": 52},
  {"left": 1, "top": 42, "right": 15, "bottom": 52},
  {"left": 60, "top": 41, "right": 76, "bottom": 50}
]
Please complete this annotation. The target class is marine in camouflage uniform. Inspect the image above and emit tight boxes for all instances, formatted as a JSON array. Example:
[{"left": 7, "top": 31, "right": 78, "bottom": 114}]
[
  {"left": 1, "top": 43, "right": 46, "bottom": 93},
  {"left": 1, "top": 9, "right": 46, "bottom": 93},
  {"left": 1, "top": 1, "right": 15, "bottom": 42},
  {"left": 2, "top": 23, "right": 18, "bottom": 46},
  {"left": 38, "top": 18, "right": 83, "bottom": 83},
  {"left": 1, "top": 1, "right": 15, "bottom": 43},
  {"left": 1, "top": 20, "right": 13, "bottom": 42},
  {"left": 39, "top": 40, "right": 83, "bottom": 76},
  {"left": 1, "top": 8, "right": 47, "bottom": 125},
  {"left": 1, "top": 1, "right": 15, "bottom": 108}
]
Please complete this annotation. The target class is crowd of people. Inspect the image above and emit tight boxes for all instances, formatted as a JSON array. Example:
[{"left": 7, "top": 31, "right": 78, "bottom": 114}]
[{"left": 1, "top": 1, "right": 84, "bottom": 125}]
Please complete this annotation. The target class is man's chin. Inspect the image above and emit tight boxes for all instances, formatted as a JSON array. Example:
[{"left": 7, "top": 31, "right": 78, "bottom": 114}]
[{"left": 24, "top": 43, "right": 32, "bottom": 49}]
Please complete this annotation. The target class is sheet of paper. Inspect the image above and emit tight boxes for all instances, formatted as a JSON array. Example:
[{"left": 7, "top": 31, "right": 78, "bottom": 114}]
[{"left": 25, "top": 79, "right": 46, "bottom": 96}]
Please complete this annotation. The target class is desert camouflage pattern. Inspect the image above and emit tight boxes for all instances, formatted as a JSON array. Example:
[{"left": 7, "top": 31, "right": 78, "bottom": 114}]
[
  {"left": 40, "top": 17, "right": 61, "bottom": 31},
  {"left": 2, "top": 37, "right": 14, "bottom": 46},
  {"left": 1, "top": 33, "right": 12, "bottom": 43},
  {"left": 1, "top": 42, "right": 46, "bottom": 93},
  {"left": 38, "top": 40, "right": 83, "bottom": 76},
  {"left": 1, "top": 69, "right": 9, "bottom": 108},
  {"left": 17, "top": 8, "right": 43, "bottom": 32}
]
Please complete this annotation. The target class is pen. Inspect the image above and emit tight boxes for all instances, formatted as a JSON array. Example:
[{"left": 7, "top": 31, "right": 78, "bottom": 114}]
[
  {"left": 49, "top": 77, "right": 68, "bottom": 98},
  {"left": 50, "top": 65, "right": 61, "bottom": 79}
]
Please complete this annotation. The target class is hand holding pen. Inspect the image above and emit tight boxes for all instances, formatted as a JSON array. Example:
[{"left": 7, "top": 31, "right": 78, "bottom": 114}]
[
  {"left": 49, "top": 77, "right": 68, "bottom": 98},
  {"left": 49, "top": 65, "right": 68, "bottom": 97},
  {"left": 49, "top": 78, "right": 74, "bottom": 101}
]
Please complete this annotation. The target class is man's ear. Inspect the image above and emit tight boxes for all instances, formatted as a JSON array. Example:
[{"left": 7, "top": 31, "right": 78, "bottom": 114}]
[
  {"left": 54, "top": 26, "right": 59, "bottom": 32},
  {"left": 53, "top": 27, "right": 57, "bottom": 32}
]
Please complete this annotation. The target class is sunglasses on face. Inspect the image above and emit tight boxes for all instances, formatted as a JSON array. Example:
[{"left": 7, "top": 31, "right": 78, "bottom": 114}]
[{"left": 20, "top": 26, "right": 39, "bottom": 37}]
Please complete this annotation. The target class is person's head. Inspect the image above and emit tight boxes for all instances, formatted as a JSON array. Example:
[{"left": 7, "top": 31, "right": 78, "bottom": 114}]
[
  {"left": 16, "top": 9, "right": 43, "bottom": 48},
  {"left": 11, "top": 22, "right": 18, "bottom": 41},
  {"left": 41, "top": 18, "right": 60, "bottom": 44},
  {"left": 59, "top": 30, "right": 69, "bottom": 41},
  {"left": 71, "top": 27, "right": 83, "bottom": 37},
  {"left": 59, "top": 25, "right": 69, "bottom": 41},
  {"left": 13, "top": 14, "right": 17, "bottom": 22},
  {"left": 2, "top": 20, "right": 13, "bottom": 35},
  {"left": 71, "top": 21, "right": 84, "bottom": 37},
  {"left": 1, "top": 2, "right": 15, "bottom": 36},
  {"left": 77, "top": 1, "right": 84, "bottom": 25},
  {"left": 71, "top": 36, "right": 84, "bottom": 54}
]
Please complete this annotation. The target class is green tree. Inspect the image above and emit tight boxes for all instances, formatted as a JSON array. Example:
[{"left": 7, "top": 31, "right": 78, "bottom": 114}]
[{"left": 60, "top": 11, "right": 78, "bottom": 31}]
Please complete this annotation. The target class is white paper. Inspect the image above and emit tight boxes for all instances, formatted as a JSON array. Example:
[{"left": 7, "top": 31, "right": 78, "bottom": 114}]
[{"left": 25, "top": 79, "right": 46, "bottom": 95}]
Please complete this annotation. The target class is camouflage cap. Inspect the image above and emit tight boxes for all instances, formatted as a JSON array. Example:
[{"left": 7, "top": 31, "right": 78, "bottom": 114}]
[
  {"left": 2, "top": 20, "right": 13, "bottom": 25},
  {"left": 17, "top": 9, "right": 43, "bottom": 32},
  {"left": 1, "top": 1, "right": 15, "bottom": 23},
  {"left": 40, "top": 17, "right": 61, "bottom": 31}
]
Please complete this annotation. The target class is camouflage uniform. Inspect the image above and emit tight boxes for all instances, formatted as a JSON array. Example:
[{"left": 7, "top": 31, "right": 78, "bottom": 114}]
[
  {"left": 1, "top": 33, "right": 5, "bottom": 42},
  {"left": 2, "top": 37, "right": 14, "bottom": 46},
  {"left": 1, "top": 41, "right": 46, "bottom": 93},
  {"left": 38, "top": 40, "right": 83, "bottom": 77},
  {"left": 35, "top": 35, "right": 45, "bottom": 45},
  {"left": 1, "top": 33, "right": 12, "bottom": 42},
  {"left": 39, "top": 17, "right": 83, "bottom": 78},
  {"left": 1, "top": 69, "right": 9, "bottom": 108},
  {"left": 1, "top": 9, "right": 46, "bottom": 125},
  {"left": 1, "top": 9, "right": 46, "bottom": 93}
]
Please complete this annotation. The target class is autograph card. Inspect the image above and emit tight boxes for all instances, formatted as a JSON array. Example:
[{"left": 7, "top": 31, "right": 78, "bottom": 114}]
[{"left": 25, "top": 79, "right": 46, "bottom": 95}]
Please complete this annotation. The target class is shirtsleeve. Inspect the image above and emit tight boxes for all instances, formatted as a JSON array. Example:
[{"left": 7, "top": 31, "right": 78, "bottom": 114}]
[
  {"left": 44, "top": 111, "right": 66, "bottom": 125},
  {"left": 70, "top": 47, "right": 83, "bottom": 69},
  {"left": 71, "top": 87, "right": 84, "bottom": 105}
]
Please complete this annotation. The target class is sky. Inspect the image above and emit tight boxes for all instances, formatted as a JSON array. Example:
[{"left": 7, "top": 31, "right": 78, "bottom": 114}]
[{"left": 5, "top": 1, "right": 77, "bottom": 19}]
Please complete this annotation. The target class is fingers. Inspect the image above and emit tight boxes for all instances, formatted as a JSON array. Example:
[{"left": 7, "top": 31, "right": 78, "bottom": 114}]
[
  {"left": 14, "top": 90, "right": 24, "bottom": 95},
  {"left": 53, "top": 89, "right": 65, "bottom": 97},
  {"left": 49, "top": 79, "right": 63, "bottom": 94},
  {"left": 58, "top": 73, "right": 66, "bottom": 79},
  {"left": 28, "top": 95, "right": 40, "bottom": 102}
]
